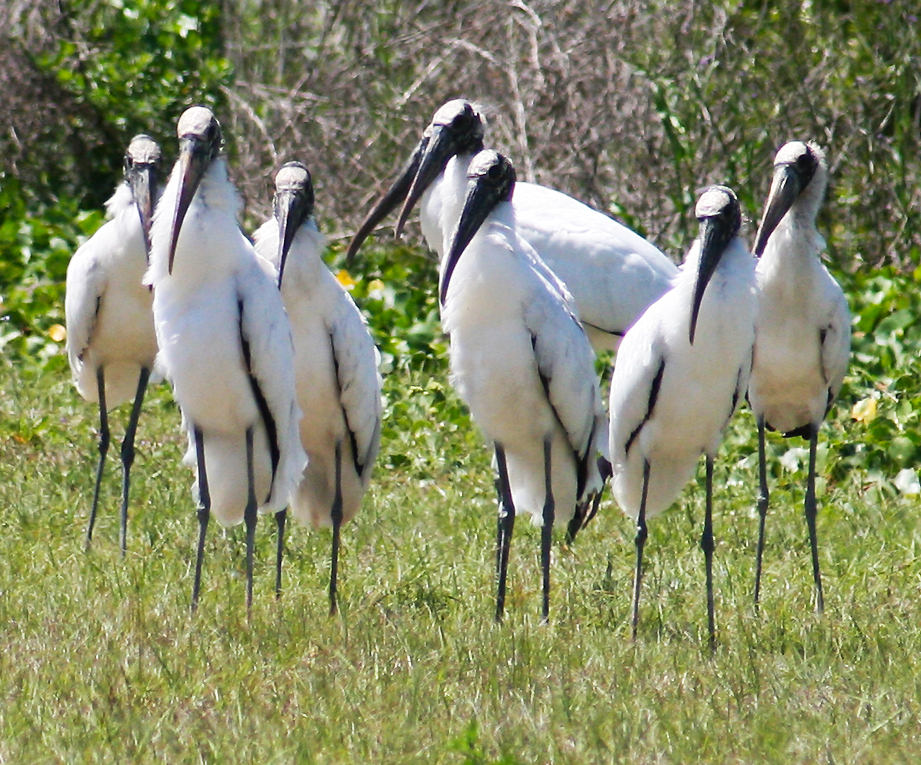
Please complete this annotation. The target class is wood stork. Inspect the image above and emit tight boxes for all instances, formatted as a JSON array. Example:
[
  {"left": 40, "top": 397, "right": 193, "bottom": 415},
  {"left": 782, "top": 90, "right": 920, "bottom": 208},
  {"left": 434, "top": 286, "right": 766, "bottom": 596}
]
[
  {"left": 146, "top": 106, "right": 306, "bottom": 613},
  {"left": 439, "top": 148, "right": 607, "bottom": 623},
  {"left": 347, "top": 99, "right": 678, "bottom": 352},
  {"left": 65, "top": 133, "right": 162, "bottom": 555},
  {"left": 252, "top": 161, "right": 382, "bottom": 615},
  {"left": 608, "top": 185, "right": 757, "bottom": 646},
  {"left": 747, "top": 141, "right": 850, "bottom": 613}
]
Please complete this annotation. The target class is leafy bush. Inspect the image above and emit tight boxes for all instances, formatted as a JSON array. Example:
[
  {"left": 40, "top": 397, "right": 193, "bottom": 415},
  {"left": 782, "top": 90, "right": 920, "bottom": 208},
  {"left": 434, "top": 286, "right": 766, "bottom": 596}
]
[{"left": 0, "top": 174, "right": 102, "bottom": 367}]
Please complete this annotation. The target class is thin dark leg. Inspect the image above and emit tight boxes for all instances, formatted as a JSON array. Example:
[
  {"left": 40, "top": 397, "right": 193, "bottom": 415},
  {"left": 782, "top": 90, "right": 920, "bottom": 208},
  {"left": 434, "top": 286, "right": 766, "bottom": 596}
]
[
  {"left": 118, "top": 366, "right": 150, "bottom": 557},
  {"left": 494, "top": 477, "right": 503, "bottom": 580},
  {"left": 631, "top": 459, "right": 650, "bottom": 641},
  {"left": 804, "top": 427, "right": 824, "bottom": 614},
  {"left": 85, "top": 367, "right": 110, "bottom": 548},
  {"left": 191, "top": 426, "right": 210, "bottom": 613},
  {"left": 274, "top": 508, "right": 287, "bottom": 600},
  {"left": 540, "top": 438, "right": 555, "bottom": 624},
  {"left": 494, "top": 444, "right": 516, "bottom": 622},
  {"left": 701, "top": 455, "right": 716, "bottom": 652},
  {"left": 244, "top": 427, "right": 258, "bottom": 620},
  {"left": 754, "top": 416, "right": 769, "bottom": 609},
  {"left": 329, "top": 440, "right": 344, "bottom": 617}
]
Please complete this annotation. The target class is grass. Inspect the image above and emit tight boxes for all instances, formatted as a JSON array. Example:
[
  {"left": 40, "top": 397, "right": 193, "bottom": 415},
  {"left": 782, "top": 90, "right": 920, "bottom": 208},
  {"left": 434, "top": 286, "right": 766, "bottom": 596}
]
[{"left": 0, "top": 346, "right": 920, "bottom": 763}]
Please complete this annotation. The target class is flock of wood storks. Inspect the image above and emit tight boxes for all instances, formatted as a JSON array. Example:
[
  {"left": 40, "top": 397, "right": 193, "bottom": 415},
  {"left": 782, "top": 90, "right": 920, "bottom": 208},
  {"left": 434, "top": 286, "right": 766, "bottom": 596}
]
[{"left": 64, "top": 100, "right": 849, "bottom": 644}]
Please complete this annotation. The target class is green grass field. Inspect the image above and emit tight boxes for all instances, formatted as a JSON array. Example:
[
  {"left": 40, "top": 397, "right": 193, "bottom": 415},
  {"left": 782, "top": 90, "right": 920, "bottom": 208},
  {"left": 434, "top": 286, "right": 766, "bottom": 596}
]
[{"left": 1, "top": 316, "right": 919, "bottom": 764}]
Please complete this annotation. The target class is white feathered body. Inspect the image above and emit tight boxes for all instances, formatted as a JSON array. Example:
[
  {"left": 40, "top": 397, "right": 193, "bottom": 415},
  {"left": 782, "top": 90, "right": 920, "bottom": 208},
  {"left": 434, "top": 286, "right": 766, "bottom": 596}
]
[
  {"left": 748, "top": 216, "right": 850, "bottom": 434},
  {"left": 65, "top": 182, "right": 159, "bottom": 406},
  {"left": 147, "top": 158, "right": 305, "bottom": 526},
  {"left": 440, "top": 202, "right": 606, "bottom": 526},
  {"left": 421, "top": 155, "right": 678, "bottom": 351},
  {"left": 253, "top": 217, "right": 382, "bottom": 528},
  {"left": 609, "top": 238, "right": 757, "bottom": 520}
]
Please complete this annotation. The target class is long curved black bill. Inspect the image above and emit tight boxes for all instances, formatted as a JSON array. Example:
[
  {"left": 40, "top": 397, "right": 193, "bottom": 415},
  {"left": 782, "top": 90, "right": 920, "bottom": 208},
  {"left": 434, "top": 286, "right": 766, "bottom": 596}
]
[
  {"left": 689, "top": 217, "right": 729, "bottom": 345},
  {"left": 395, "top": 125, "right": 457, "bottom": 239},
  {"left": 345, "top": 137, "right": 427, "bottom": 266},
  {"left": 753, "top": 165, "right": 801, "bottom": 257},
  {"left": 129, "top": 164, "right": 158, "bottom": 261},
  {"left": 275, "top": 189, "right": 308, "bottom": 288},
  {"left": 440, "top": 177, "right": 502, "bottom": 306},
  {"left": 168, "top": 138, "right": 210, "bottom": 275}
]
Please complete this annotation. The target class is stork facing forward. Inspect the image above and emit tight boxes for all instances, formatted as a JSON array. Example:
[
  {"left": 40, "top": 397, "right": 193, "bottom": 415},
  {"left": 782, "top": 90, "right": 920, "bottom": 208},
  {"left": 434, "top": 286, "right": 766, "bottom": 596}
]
[
  {"left": 439, "top": 149, "right": 607, "bottom": 623},
  {"left": 254, "top": 161, "right": 382, "bottom": 615},
  {"left": 608, "top": 186, "right": 757, "bottom": 647},
  {"left": 65, "top": 133, "right": 162, "bottom": 555},
  {"left": 748, "top": 141, "right": 850, "bottom": 613},
  {"left": 147, "top": 106, "right": 305, "bottom": 613}
]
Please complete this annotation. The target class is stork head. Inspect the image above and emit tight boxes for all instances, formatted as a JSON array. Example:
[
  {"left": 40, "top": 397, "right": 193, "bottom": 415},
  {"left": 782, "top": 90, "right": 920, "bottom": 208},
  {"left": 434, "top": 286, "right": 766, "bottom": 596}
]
[
  {"left": 440, "top": 149, "right": 515, "bottom": 306},
  {"left": 272, "top": 161, "right": 314, "bottom": 288},
  {"left": 689, "top": 185, "right": 741, "bottom": 344},
  {"left": 167, "top": 105, "right": 223, "bottom": 274},
  {"left": 345, "top": 99, "right": 485, "bottom": 264},
  {"left": 124, "top": 134, "right": 161, "bottom": 260},
  {"left": 753, "top": 140, "right": 826, "bottom": 257},
  {"left": 396, "top": 99, "right": 486, "bottom": 237}
]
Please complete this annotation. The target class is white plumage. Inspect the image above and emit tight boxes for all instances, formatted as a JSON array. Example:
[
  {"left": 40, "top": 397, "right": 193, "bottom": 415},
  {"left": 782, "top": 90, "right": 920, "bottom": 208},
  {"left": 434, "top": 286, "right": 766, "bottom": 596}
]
[
  {"left": 146, "top": 106, "right": 305, "bottom": 612},
  {"left": 608, "top": 185, "right": 757, "bottom": 644},
  {"left": 747, "top": 140, "right": 850, "bottom": 612},
  {"left": 253, "top": 161, "right": 382, "bottom": 614},
  {"left": 439, "top": 149, "right": 607, "bottom": 622},
  {"left": 65, "top": 133, "right": 162, "bottom": 554},
  {"left": 348, "top": 99, "right": 678, "bottom": 352}
]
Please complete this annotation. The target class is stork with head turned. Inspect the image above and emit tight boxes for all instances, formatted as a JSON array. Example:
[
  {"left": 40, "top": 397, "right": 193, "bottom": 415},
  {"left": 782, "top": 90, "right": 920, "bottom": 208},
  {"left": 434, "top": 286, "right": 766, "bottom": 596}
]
[
  {"left": 747, "top": 141, "right": 850, "bottom": 613},
  {"left": 146, "top": 106, "right": 306, "bottom": 614},
  {"left": 438, "top": 148, "right": 607, "bottom": 623},
  {"left": 608, "top": 186, "right": 757, "bottom": 647},
  {"left": 253, "top": 161, "right": 382, "bottom": 615},
  {"left": 347, "top": 99, "right": 679, "bottom": 353},
  {"left": 65, "top": 133, "right": 162, "bottom": 555}
]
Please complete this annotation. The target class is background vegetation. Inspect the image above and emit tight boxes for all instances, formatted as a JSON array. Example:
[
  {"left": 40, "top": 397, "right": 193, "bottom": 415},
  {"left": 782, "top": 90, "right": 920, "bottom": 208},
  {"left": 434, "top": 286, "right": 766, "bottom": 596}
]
[{"left": 1, "top": 0, "right": 920, "bottom": 761}]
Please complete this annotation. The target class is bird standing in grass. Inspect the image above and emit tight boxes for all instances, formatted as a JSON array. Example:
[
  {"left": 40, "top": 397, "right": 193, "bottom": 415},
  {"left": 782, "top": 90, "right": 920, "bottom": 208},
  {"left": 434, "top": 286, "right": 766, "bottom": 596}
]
[
  {"left": 608, "top": 186, "right": 757, "bottom": 647},
  {"left": 438, "top": 149, "right": 608, "bottom": 623},
  {"left": 253, "top": 161, "right": 382, "bottom": 615},
  {"left": 65, "top": 133, "right": 162, "bottom": 555},
  {"left": 147, "top": 106, "right": 305, "bottom": 613},
  {"left": 347, "top": 99, "right": 678, "bottom": 352},
  {"left": 747, "top": 141, "right": 850, "bottom": 613}
]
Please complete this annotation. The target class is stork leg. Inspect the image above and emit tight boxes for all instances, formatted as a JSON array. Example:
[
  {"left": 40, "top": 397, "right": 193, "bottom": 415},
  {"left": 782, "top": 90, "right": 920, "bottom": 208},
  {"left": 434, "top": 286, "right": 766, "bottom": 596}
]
[
  {"left": 631, "top": 459, "right": 651, "bottom": 641},
  {"left": 329, "top": 440, "right": 344, "bottom": 617},
  {"left": 243, "top": 426, "right": 257, "bottom": 620},
  {"left": 804, "top": 427, "right": 824, "bottom": 614},
  {"left": 85, "top": 367, "right": 110, "bottom": 548},
  {"left": 701, "top": 455, "right": 717, "bottom": 652},
  {"left": 540, "top": 438, "right": 555, "bottom": 624},
  {"left": 753, "top": 416, "right": 769, "bottom": 609},
  {"left": 191, "top": 426, "right": 210, "bottom": 613},
  {"left": 274, "top": 507, "right": 287, "bottom": 600},
  {"left": 494, "top": 444, "right": 516, "bottom": 622},
  {"left": 118, "top": 366, "right": 150, "bottom": 557}
]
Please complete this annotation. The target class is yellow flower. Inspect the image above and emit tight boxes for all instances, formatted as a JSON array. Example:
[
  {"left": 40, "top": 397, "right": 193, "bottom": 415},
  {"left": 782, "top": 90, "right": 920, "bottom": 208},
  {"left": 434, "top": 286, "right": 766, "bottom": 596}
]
[
  {"left": 335, "top": 269, "right": 357, "bottom": 288},
  {"left": 49, "top": 324, "right": 67, "bottom": 343},
  {"left": 851, "top": 397, "right": 877, "bottom": 423}
]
